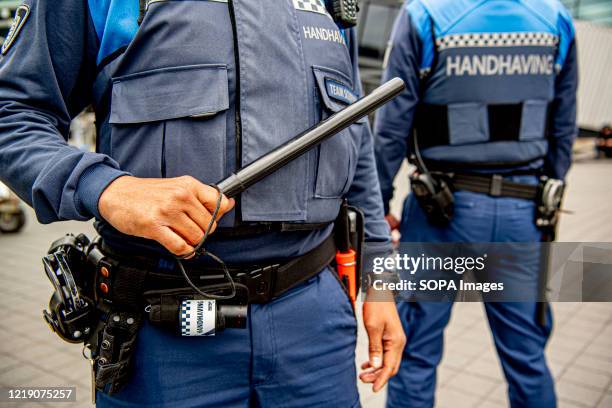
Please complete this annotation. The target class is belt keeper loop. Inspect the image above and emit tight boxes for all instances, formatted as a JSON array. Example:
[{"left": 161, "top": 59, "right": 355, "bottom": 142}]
[{"left": 490, "top": 175, "right": 503, "bottom": 197}]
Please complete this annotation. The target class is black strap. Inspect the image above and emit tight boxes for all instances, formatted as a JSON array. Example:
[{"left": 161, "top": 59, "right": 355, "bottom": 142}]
[
  {"left": 451, "top": 173, "right": 538, "bottom": 200},
  {"left": 271, "top": 233, "right": 336, "bottom": 298}
]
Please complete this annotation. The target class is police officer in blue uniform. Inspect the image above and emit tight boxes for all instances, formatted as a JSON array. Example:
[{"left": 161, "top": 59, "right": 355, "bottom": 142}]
[
  {"left": 0, "top": 0, "right": 406, "bottom": 406},
  {"left": 374, "top": 0, "right": 578, "bottom": 407}
]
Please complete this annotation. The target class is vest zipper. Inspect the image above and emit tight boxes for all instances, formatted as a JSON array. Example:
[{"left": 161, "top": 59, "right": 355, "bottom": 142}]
[{"left": 228, "top": 0, "right": 242, "bottom": 224}]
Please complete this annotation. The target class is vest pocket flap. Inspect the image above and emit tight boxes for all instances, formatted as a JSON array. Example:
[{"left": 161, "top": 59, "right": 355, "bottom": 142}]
[
  {"left": 110, "top": 64, "right": 229, "bottom": 124},
  {"left": 312, "top": 65, "right": 360, "bottom": 114},
  {"left": 520, "top": 99, "right": 548, "bottom": 141},
  {"left": 447, "top": 102, "right": 489, "bottom": 145}
]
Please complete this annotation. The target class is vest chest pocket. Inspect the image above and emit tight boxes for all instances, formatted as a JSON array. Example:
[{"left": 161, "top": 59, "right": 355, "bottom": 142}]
[
  {"left": 109, "top": 64, "right": 229, "bottom": 184},
  {"left": 312, "top": 66, "right": 361, "bottom": 199}
]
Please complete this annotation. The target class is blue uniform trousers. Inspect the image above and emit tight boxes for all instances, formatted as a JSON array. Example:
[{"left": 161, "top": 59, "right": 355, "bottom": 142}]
[
  {"left": 97, "top": 268, "right": 359, "bottom": 408},
  {"left": 387, "top": 183, "right": 556, "bottom": 408}
]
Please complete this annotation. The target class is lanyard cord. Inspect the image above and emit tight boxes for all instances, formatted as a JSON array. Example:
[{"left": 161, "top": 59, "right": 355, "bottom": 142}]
[{"left": 174, "top": 185, "right": 237, "bottom": 300}]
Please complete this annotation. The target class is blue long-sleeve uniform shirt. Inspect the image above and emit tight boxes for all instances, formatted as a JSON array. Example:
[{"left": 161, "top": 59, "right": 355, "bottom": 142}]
[
  {"left": 374, "top": 0, "right": 578, "bottom": 213},
  {"left": 0, "top": 0, "right": 391, "bottom": 264}
]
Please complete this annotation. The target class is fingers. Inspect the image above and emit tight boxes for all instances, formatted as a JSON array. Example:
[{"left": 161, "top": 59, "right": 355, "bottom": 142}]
[
  {"left": 152, "top": 226, "right": 194, "bottom": 257},
  {"left": 358, "top": 367, "right": 380, "bottom": 384},
  {"left": 372, "top": 365, "right": 394, "bottom": 393},
  {"left": 372, "top": 336, "right": 402, "bottom": 392},
  {"left": 366, "top": 321, "right": 384, "bottom": 371},
  {"left": 188, "top": 178, "right": 234, "bottom": 217},
  {"left": 183, "top": 199, "right": 217, "bottom": 235},
  {"left": 174, "top": 176, "right": 233, "bottom": 238},
  {"left": 170, "top": 213, "right": 205, "bottom": 246}
]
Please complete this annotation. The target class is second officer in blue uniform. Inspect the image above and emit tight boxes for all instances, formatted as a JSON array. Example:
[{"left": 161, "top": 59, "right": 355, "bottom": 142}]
[
  {"left": 374, "top": 0, "right": 578, "bottom": 407},
  {"left": 0, "top": 0, "right": 406, "bottom": 406}
]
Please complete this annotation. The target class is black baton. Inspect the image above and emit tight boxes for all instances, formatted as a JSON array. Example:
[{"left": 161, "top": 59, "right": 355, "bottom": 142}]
[{"left": 217, "top": 77, "right": 406, "bottom": 198}]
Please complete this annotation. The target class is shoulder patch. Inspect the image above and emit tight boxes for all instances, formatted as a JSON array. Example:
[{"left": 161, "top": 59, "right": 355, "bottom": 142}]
[{"left": 2, "top": 5, "right": 30, "bottom": 55}]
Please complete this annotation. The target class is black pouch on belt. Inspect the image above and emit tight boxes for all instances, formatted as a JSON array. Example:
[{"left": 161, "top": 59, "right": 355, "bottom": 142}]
[
  {"left": 409, "top": 170, "right": 455, "bottom": 226},
  {"left": 94, "top": 311, "right": 141, "bottom": 395}
]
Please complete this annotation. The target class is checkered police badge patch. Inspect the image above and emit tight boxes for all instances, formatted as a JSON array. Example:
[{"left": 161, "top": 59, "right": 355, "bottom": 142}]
[
  {"left": 2, "top": 5, "right": 30, "bottom": 55},
  {"left": 293, "top": 0, "right": 327, "bottom": 15}
]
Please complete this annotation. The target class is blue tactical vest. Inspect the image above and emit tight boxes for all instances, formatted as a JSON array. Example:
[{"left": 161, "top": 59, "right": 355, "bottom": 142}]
[
  {"left": 408, "top": 0, "right": 574, "bottom": 170},
  {"left": 88, "top": 0, "right": 364, "bottom": 227}
]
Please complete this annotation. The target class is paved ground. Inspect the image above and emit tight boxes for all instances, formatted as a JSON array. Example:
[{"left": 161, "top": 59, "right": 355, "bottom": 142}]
[{"left": 0, "top": 154, "right": 611, "bottom": 407}]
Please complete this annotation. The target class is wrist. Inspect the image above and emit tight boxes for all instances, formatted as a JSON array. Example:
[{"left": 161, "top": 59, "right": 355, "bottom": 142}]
[{"left": 76, "top": 164, "right": 130, "bottom": 220}]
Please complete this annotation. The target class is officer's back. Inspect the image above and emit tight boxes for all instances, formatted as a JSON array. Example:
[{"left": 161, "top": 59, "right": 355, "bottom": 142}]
[{"left": 374, "top": 0, "right": 577, "bottom": 407}]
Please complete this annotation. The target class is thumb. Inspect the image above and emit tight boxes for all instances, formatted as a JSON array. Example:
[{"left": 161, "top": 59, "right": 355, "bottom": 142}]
[{"left": 367, "top": 324, "right": 384, "bottom": 369}]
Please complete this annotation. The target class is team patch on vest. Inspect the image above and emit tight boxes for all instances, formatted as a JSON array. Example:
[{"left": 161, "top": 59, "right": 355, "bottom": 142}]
[
  {"left": 446, "top": 54, "right": 554, "bottom": 77},
  {"left": 293, "top": 0, "right": 327, "bottom": 15},
  {"left": 303, "top": 26, "right": 346, "bottom": 45},
  {"left": 1, "top": 5, "right": 30, "bottom": 55},
  {"left": 325, "top": 78, "right": 358, "bottom": 105}
]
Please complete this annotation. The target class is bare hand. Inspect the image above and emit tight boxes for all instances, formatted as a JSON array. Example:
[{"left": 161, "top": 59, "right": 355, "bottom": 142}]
[
  {"left": 359, "top": 290, "right": 406, "bottom": 392},
  {"left": 99, "top": 175, "right": 234, "bottom": 256},
  {"left": 385, "top": 214, "right": 401, "bottom": 246},
  {"left": 385, "top": 214, "right": 400, "bottom": 231}
]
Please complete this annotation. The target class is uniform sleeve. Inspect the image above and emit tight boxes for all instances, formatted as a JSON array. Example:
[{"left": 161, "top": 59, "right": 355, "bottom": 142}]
[
  {"left": 545, "top": 38, "right": 578, "bottom": 180},
  {"left": 0, "top": 0, "right": 129, "bottom": 224},
  {"left": 344, "top": 27, "right": 392, "bottom": 262},
  {"left": 373, "top": 6, "right": 423, "bottom": 214}
]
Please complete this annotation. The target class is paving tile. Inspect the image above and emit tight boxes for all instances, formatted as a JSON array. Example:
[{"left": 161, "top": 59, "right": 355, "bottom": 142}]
[
  {"left": 559, "top": 398, "right": 593, "bottom": 408},
  {"left": 0, "top": 364, "right": 48, "bottom": 386},
  {"left": 597, "top": 392, "right": 612, "bottom": 408},
  {"left": 464, "top": 356, "right": 505, "bottom": 383},
  {"left": 435, "top": 386, "right": 481, "bottom": 408},
  {"left": 549, "top": 358, "right": 570, "bottom": 380},
  {"left": 561, "top": 366, "right": 612, "bottom": 391},
  {"left": 446, "top": 337, "right": 493, "bottom": 359},
  {"left": 446, "top": 372, "right": 499, "bottom": 398},
  {"left": 487, "top": 383, "right": 508, "bottom": 404},
  {"left": 555, "top": 327, "right": 599, "bottom": 344},
  {"left": 437, "top": 365, "right": 461, "bottom": 387},
  {"left": 362, "top": 388, "right": 386, "bottom": 407},
  {"left": 549, "top": 333, "right": 592, "bottom": 353},
  {"left": 574, "top": 355, "right": 612, "bottom": 376},
  {"left": 0, "top": 354, "right": 21, "bottom": 372},
  {"left": 557, "top": 379, "right": 605, "bottom": 407},
  {"left": 478, "top": 399, "right": 507, "bottom": 408},
  {"left": 442, "top": 350, "right": 477, "bottom": 370},
  {"left": 591, "top": 333, "right": 612, "bottom": 350},
  {"left": 581, "top": 342, "right": 612, "bottom": 363},
  {"left": 548, "top": 347, "right": 584, "bottom": 366}
]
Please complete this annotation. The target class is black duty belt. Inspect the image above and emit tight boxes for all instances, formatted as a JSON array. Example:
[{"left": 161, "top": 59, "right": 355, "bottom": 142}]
[
  {"left": 450, "top": 173, "right": 538, "bottom": 200},
  {"left": 98, "top": 233, "right": 337, "bottom": 306}
]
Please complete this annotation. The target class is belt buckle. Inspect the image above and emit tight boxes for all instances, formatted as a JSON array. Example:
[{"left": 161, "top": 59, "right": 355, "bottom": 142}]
[
  {"left": 489, "top": 175, "right": 503, "bottom": 197},
  {"left": 237, "top": 264, "right": 280, "bottom": 303}
]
